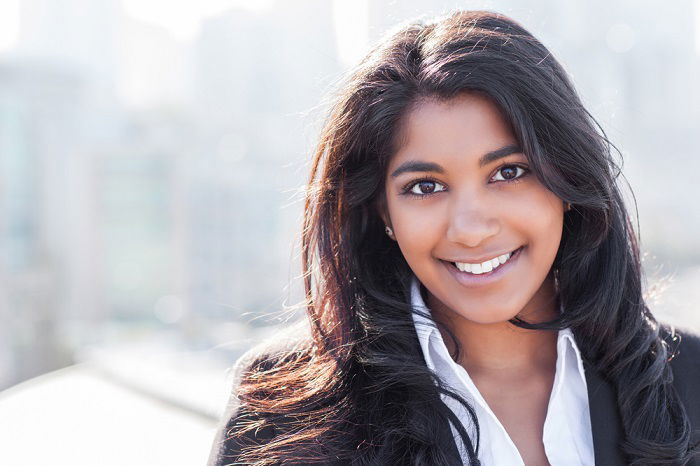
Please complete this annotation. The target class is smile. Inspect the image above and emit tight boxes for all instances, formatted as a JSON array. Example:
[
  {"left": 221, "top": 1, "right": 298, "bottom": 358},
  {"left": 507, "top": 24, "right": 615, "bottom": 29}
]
[
  {"left": 441, "top": 246, "right": 524, "bottom": 286},
  {"left": 452, "top": 249, "right": 518, "bottom": 274}
]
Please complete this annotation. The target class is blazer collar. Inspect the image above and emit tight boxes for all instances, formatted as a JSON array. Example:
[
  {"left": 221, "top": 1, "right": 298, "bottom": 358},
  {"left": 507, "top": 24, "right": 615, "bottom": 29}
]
[{"left": 584, "top": 360, "right": 626, "bottom": 465}]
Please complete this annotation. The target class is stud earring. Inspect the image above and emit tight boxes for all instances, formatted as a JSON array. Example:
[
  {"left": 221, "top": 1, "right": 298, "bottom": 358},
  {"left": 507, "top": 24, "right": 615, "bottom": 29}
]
[
  {"left": 565, "top": 202, "right": 572, "bottom": 211},
  {"left": 385, "top": 225, "right": 395, "bottom": 239}
]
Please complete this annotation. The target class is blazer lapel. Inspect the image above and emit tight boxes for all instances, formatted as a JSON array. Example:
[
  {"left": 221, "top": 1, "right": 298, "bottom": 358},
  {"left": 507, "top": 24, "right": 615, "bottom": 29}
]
[{"left": 584, "top": 361, "right": 626, "bottom": 465}]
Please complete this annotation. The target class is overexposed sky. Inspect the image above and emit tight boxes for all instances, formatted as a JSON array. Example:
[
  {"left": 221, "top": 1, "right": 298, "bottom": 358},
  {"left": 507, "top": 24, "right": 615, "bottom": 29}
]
[
  {"left": 0, "top": 0, "right": 366, "bottom": 68},
  {"left": 0, "top": 0, "right": 19, "bottom": 52},
  {"left": 0, "top": 0, "right": 275, "bottom": 52},
  {"left": 121, "top": 0, "right": 275, "bottom": 41},
  {"left": 123, "top": 0, "right": 368, "bottom": 66},
  {"left": 1, "top": 0, "right": 699, "bottom": 54},
  {"left": 333, "top": 0, "right": 369, "bottom": 66},
  {"left": 696, "top": 0, "right": 700, "bottom": 52}
]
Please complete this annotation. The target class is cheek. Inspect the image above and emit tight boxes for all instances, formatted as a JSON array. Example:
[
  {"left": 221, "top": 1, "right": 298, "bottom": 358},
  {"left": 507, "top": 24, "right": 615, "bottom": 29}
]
[
  {"left": 513, "top": 188, "right": 564, "bottom": 255},
  {"left": 386, "top": 197, "right": 444, "bottom": 256}
]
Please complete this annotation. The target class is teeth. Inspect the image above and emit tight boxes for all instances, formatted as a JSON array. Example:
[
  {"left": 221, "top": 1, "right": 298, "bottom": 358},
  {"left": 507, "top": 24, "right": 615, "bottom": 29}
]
[{"left": 454, "top": 250, "right": 515, "bottom": 275}]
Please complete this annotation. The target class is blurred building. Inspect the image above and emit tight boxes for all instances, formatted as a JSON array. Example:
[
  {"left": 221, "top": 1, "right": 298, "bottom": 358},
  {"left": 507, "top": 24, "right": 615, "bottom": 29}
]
[
  {"left": 0, "top": 62, "right": 86, "bottom": 389},
  {"left": 93, "top": 108, "right": 191, "bottom": 327},
  {"left": 16, "top": 0, "right": 123, "bottom": 107},
  {"left": 188, "top": 0, "right": 341, "bottom": 323},
  {"left": 0, "top": 0, "right": 196, "bottom": 388}
]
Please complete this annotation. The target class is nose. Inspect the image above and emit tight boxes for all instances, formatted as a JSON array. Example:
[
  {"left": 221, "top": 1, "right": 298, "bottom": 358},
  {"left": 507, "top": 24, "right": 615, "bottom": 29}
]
[{"left": 445, "top": 195, "right": 500, "bottom": 248}]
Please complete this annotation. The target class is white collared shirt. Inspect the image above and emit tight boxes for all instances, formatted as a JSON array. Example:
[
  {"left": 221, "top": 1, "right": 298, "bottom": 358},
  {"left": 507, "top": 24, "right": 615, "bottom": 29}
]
[{"left": 409, "top": 275, "right": 595, "bottom": 465}]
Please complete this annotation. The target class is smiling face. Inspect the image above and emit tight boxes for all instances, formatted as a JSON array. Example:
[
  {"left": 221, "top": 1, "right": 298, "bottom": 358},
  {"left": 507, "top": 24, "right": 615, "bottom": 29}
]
[{"left": 379, "top": 92, "right": 565, "bottom": 325}]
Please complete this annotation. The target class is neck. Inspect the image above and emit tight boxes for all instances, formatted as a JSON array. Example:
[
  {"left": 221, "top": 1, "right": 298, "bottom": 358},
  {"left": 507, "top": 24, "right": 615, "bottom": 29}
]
[{"left": 426, "top": 274, "right": 560, "bottom": 376}]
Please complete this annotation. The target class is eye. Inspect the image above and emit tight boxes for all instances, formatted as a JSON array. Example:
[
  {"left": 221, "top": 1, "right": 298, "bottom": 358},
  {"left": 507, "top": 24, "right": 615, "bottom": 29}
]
[
  {"left": 402, "top": 178, "right": 447, "bottom": 197},
  {"left": 491, "top": 165, "right": 529, "bottom": 182}
]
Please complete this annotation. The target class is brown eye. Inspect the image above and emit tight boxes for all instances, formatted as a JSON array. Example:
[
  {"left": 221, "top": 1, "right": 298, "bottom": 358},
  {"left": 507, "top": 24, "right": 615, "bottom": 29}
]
[
  {"left": 406, "top": 179, "right": 446, "bottom": 196},
  {"left": 492, "top": 165, "right": 527, "bottom": 182},
  {"left": 501, "top": 167, "right": 517, "bottom": 179},
  {"left": 415, "top": 181, "right": 436, "bottom": 194}
]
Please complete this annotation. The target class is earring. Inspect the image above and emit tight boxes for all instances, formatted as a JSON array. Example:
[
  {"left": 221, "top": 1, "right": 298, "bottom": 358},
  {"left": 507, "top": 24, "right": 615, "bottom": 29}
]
[
  {"left": 385, "top": 225, "right": 395, "bottom": 239},
  {"left": 565, "top": 202, "right": 572, "bottom": 212}
]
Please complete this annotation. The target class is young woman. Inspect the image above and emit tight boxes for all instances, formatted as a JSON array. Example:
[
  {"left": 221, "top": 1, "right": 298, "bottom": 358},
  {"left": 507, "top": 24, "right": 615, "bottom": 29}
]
[{"left": 208, "top": 10, "right": 700, "bottom": 466}]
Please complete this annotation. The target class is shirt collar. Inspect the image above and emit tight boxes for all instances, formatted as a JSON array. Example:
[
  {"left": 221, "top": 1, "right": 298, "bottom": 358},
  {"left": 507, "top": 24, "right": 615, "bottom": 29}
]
[{"left": 408, "top": 273, "right": 587, "bottom": 384}]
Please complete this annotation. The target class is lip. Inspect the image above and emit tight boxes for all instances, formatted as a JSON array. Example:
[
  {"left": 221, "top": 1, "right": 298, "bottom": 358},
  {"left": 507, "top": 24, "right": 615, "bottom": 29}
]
[
  {"left": 441, "top": 246, "right": 524, "bottom": 287},
  {"left": 445, "top": 250, "right": 519, "bottom": 264}
]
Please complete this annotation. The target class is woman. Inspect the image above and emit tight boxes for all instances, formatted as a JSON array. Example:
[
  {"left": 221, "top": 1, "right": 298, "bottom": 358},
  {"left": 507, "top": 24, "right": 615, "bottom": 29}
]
[{"left": 208, "top": 10, "right": 700, "bottom": 465}]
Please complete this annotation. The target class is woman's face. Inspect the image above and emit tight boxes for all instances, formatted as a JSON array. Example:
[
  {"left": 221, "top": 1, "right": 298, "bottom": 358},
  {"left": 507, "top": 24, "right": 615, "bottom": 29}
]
[{"left": 380, "top": 92, "right": 565, "bottom": 324}]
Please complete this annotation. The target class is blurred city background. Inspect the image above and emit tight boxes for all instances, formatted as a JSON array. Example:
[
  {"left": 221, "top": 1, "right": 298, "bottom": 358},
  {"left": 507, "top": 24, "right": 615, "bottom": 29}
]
[{"left": 0, "top": 0, "right": 698, "bottom": 464}]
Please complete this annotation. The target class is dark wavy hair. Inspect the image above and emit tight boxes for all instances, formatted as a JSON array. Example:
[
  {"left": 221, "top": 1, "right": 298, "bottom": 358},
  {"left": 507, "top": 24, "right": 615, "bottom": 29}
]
[{"left": 231, "top": 10, "right": 695, "bottom": 465}]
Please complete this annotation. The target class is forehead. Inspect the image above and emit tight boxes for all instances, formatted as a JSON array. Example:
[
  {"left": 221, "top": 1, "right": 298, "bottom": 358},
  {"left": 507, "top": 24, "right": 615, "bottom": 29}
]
[{"left": 391, "top": 92, "right": 517, "bottom": 166}]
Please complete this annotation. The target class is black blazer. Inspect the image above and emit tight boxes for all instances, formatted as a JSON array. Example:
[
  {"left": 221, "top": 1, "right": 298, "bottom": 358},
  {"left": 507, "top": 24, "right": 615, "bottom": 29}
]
[{"left": 207, "top": 323, "right": 700, "bottom": 465}]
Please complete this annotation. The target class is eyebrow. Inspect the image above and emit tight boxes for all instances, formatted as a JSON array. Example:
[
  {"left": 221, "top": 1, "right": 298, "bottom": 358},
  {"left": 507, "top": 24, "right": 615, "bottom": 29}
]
[{"left": 389, "top": 144, "right": 523, "bottom": 178}]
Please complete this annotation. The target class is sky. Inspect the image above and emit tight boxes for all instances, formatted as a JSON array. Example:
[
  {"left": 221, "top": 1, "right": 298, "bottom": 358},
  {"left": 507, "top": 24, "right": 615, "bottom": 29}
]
[
  {"left": 121, "top": 0, "right": 275, "bottom": 40},
  {"left": 0, "top": 0, "right": 368, "bottom": 69},
  {"left": 0, "top": 0, "right": 274, "bottom": 51},
  {"left": 0, "top": 0, "right": 19, "bottom": 52},
  {"left": 0, "top": 0, "right": 699, "bottom": 54}
]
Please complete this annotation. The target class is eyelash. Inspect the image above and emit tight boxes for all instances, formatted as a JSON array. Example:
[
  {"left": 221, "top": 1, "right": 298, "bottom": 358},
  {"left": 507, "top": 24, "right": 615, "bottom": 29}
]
[{"left": 400, "top": 164, "right": 530, "bottom": 199}]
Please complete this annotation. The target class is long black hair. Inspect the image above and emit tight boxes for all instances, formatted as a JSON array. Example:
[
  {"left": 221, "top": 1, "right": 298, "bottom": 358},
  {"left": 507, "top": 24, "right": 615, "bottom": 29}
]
[{"left": 229, "top": 10, "right": 695, "bottom": 465}]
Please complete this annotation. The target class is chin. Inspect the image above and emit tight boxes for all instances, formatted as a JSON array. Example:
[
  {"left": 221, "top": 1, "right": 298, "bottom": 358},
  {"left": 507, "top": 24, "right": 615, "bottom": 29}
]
[{"left": 455, "top": 307, "right": 520, "bottom": 325}]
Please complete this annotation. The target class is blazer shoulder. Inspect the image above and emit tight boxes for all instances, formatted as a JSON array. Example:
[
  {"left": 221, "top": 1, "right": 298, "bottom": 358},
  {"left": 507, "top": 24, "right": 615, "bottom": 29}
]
[
  {"left": 206, "top": 320, "right": 313, "bottom": 466},
  {"left": 662, "top": 324, "right": 700, "bottom": 432}
]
